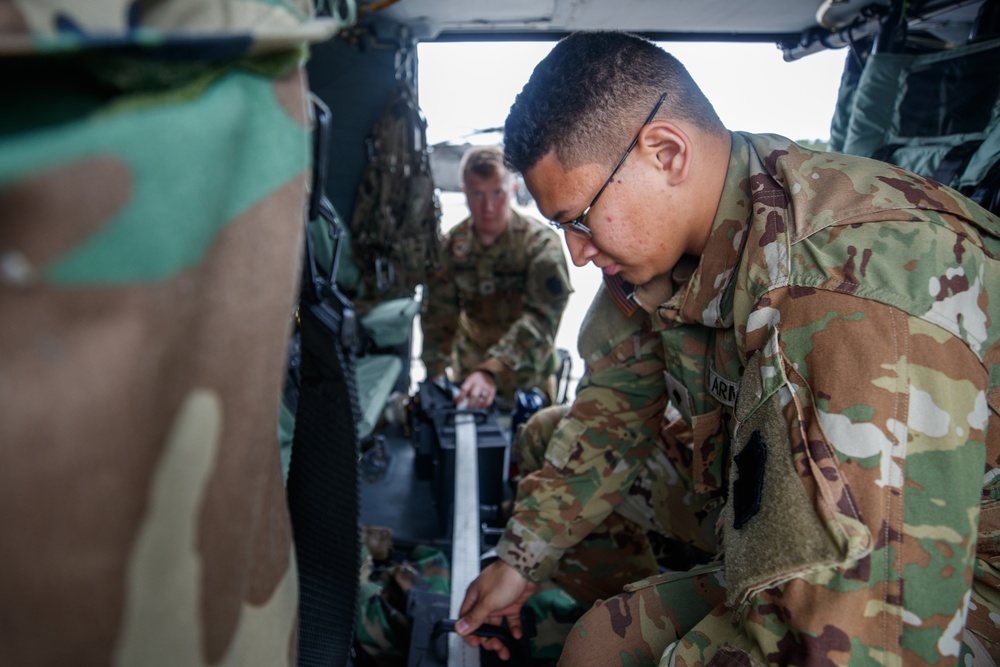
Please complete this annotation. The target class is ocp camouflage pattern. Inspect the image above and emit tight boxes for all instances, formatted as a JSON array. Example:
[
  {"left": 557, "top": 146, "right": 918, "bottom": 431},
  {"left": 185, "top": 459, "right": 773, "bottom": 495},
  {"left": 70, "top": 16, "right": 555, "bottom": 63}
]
[
  {"left": 421, "top": 208, "right": 572, "bottom": 400},
  {"left": 495, "top": 283, "right": 723, "bottom": 607},
  {"left": 565, "top": 132, "right": 1000, "bottom": 666},
  {"left": 0, "top": 2, "right": 339, "bottom": 664}
]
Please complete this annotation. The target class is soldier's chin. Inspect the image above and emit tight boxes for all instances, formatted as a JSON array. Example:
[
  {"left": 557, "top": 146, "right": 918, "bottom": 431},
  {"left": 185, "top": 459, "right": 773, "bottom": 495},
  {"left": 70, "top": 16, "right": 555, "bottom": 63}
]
[{"left": 619, "top": 266, "right": 653, "bottom": 286}]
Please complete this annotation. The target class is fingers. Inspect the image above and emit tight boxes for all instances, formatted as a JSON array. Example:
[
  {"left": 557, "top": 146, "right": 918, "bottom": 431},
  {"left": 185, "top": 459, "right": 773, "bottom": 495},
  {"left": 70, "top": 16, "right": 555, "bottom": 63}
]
[
  {"left": 456, "top": 607, "right": 521, "bottom": 661},
  {"left": 480, "top": 637, "right": 511, "bottom": 661},
  {"left": 455, "top": 562, "right": 535, "bottom": 660},
  {"left": 456, "top": 372, "right": 495, "bottom": 409},
  {"left": 458, "top": 628, "right": 510, "bottom": 661},
  {"left": 505, "top": 612, "right": 523, "bottom": 640},
  {"left": 455, "top": 605, "right": 488, "bottom": 639},
  {"left": 458, "top": 632, "right": 509, "bottom": 660},
  {"left": 459, "top": 631, "right": 482, "bottom": 649}
]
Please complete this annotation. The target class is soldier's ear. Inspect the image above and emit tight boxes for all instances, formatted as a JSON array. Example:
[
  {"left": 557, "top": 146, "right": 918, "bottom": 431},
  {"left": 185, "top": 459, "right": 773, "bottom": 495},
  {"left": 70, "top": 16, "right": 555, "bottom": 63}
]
[{"left": 639, "top": 121, "right": 691, "bottom": 186}]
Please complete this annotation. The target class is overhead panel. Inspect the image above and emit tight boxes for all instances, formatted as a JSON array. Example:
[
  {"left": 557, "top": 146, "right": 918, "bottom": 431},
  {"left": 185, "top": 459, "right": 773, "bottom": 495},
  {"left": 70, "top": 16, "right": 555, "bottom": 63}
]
[
  {"left": 556, "top": 0, "right": 826, "bottom": 35},
  {"left": 368, "top": 0, "right": 829, "bottom": 40},
  {"left": 375, "top": 0, "right": 560, "bottom": 38}
]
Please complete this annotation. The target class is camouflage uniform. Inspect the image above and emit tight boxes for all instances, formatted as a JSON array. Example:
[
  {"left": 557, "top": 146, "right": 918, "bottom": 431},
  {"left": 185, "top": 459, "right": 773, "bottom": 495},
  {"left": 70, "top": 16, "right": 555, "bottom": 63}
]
[
  {"left": 497, "top": 280, "right": 723, "bottom": 607},
  {"left": 562, "top": 132, "right": 1000, "bottom": 666},
  {"left": 421, "top": 209, "right": 572, "bottom": 401},
  {"left": 356, "top": 544, "right": 451, "bottom": 664},
  {"left": 0, "top": 3, "right": 341, "bottom": 665}
]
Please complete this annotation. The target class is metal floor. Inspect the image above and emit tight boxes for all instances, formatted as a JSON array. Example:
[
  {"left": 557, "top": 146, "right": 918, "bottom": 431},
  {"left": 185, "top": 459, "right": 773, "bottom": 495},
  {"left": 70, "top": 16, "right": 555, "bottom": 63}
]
[{"left": 359, "top": 422, "right": 448, "bottom": 549}]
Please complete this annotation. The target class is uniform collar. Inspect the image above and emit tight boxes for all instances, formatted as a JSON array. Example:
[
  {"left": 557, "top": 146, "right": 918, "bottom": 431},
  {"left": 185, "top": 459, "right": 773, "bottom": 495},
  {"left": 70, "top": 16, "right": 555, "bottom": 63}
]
[
  {"left": 461, "top": 207, "right": 533, "bottom": 248},
  {"left": 649, "top": 132, "right": 755, "bottom": 329}
]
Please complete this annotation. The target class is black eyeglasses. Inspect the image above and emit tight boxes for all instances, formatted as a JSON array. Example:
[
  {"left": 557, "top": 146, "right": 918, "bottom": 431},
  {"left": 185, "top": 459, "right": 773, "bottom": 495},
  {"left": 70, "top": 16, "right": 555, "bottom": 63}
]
[{"left": 550, "top": 92, "right": 669, "bottom": 238}]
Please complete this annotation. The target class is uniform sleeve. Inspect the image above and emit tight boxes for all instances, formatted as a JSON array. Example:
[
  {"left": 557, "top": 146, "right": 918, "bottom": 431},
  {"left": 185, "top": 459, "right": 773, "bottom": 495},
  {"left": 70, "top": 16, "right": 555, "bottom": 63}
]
[
  {"left": 667, "top": 288, "right": 989, "bottom": 666},
  {"left": 419, "top": 240, "right": 458, "bottom": 378},
  {"left": 476, "top": 230, "right": 572, "bottom": 385},
  {"left": 496, "top": 326, "right": 667, "bottom": 583}
]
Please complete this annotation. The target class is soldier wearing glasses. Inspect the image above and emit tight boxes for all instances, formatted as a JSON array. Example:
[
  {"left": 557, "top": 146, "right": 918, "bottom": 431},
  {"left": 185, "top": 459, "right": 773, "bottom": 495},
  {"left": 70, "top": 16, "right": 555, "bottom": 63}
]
[{"left": 458, "top": 31, "right": 1000, "bottom": 667}]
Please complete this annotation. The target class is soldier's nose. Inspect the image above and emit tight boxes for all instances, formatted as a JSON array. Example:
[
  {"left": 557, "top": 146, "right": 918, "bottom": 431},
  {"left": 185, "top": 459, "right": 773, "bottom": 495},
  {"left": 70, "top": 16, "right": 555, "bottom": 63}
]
[{"left": 565, "top": 233, "right": 597, "bottom": 267}]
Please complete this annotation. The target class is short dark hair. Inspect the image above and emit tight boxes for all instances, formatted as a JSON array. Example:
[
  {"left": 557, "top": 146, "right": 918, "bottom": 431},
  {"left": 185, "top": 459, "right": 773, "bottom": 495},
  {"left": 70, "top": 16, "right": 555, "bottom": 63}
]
[{"left": 504, "top": 31, "right": 725, "bottom": 174}]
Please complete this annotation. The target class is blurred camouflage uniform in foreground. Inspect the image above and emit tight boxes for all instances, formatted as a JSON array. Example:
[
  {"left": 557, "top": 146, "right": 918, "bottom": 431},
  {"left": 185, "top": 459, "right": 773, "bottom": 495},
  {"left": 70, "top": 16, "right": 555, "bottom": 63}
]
[
  {"left": 0, "top": 2, "right": 340, "bottom": 664},
  {"left": 561, "top": 132, "right": 1000, "bottom": 667},
  {"left": 421, "top": 209, "right": 572, "bottom": 402}
]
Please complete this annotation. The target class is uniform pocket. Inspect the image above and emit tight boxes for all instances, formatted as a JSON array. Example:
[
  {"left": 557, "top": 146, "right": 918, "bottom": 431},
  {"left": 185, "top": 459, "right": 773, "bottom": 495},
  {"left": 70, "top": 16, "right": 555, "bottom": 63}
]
[
  {"left": 544, "top": 417, "right": 588, "bottom": 470},
  {"left": 690, "top": 405, "right": 726, "bottom": 494}
]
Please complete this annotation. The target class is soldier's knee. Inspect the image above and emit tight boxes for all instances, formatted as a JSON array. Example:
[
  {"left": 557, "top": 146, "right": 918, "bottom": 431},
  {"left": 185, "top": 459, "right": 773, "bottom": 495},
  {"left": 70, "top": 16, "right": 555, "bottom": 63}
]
[{"left": 558, "top": 594, "right": 660, "bottom": 667}]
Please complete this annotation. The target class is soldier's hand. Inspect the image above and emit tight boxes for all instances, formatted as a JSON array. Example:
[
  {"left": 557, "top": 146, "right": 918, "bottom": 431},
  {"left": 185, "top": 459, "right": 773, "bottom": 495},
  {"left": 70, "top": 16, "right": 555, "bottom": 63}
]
[
  {"left": 456, "top": 370, "right": 496, "bottom": 409},
  {"left": 455, "top": 560, "right": 539, "bottom": 660}
]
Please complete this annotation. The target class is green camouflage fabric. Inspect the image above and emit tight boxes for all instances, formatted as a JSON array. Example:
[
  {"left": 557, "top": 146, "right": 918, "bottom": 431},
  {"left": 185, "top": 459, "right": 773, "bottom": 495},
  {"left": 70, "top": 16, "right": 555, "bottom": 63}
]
[
  {"left": 564, "top": 132, "right": 1000, "bottom": 666},
  {"left": 523, "top": 585, "right": 589, "bottom": 664},
  {"left": 355, "top": 545, "right": 450, "bottom": 664},
  {"left": 558, "top": 563, "right": 727, "bottom": 667},
  {"left": 354, "top": 542, "right": 584, "bottom": 665},
  {"left": 420, "top": 208, "right": 572, "bottom": 400},
  {"left": 0, "top": 3, "right": 341, "bottom": 665},
  {"left": 496, "top": 282, "right": 723, "bottom": 607}
]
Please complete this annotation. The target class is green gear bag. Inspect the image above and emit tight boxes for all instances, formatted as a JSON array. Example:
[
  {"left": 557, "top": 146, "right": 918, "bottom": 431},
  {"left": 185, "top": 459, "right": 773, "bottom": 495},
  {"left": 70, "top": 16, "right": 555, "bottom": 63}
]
[{"left": 349, "top": 81, "right": 442, "bottom": 307}]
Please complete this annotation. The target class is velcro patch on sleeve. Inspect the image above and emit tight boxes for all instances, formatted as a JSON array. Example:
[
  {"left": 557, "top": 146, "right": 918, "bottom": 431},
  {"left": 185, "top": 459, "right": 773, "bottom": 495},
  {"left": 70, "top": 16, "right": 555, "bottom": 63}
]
[{"left": 722, "top": 346, "right": 845, "bottom": 607}]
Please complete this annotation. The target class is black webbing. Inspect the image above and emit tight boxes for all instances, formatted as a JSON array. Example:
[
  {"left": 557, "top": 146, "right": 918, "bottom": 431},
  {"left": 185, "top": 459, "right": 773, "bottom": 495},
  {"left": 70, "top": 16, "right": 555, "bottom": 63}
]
[
  {"left": 285, "top": 94, "right": 362, "bottom": 667},
  {"left": 968, "top": 158, "right": 1000, "bottom": 216},
  {"left": 932, "top": 140, "right": 982, "bottom": 187},
  {"left": 286, "top": 297, "right": 361, "bottom": 667}
]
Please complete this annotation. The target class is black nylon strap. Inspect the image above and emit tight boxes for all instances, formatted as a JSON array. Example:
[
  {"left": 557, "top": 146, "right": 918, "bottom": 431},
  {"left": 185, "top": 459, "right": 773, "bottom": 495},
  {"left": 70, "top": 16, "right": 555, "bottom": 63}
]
[
  {"left": 870, "top": 143, "right": 903, "bottom": 164},
  {"left": 287, "top": 298, "right": 361, "bottom": 667},
  {"left": 932, "top": 140, "right": 982, "bottom": 187},
  {"left": 285, "top": 93, "right": 362, "bottom": 667},
  {"left": 969, "top": 158, "right": 1000, "bottom": 215}
]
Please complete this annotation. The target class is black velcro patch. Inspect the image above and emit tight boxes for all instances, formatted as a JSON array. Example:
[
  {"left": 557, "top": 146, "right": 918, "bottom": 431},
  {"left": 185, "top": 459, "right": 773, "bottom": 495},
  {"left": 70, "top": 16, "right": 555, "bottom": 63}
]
[{"left": 733, "top": 430, "right": 766, "bottom": 530}]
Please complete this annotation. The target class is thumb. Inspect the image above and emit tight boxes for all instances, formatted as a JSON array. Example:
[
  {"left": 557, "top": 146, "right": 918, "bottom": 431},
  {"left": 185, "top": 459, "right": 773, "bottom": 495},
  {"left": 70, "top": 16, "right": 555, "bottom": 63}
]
[{"left": 455, "top": 601, "right": 490, "bottom": 637}]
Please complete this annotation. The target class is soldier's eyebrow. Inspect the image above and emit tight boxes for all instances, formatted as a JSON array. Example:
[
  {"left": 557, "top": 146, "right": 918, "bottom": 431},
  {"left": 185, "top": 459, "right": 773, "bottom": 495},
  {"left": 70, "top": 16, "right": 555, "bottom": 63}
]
[{"left": 549, "top": 208, "right": 571, "bottom": 223}]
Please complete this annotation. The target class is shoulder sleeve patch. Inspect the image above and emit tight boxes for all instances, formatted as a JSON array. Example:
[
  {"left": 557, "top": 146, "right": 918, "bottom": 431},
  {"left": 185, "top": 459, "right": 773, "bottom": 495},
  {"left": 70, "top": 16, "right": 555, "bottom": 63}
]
[
  {"left": 722, "top": 346, "right": 848, "bottom": 607},
  {"left": 732, "top": 430, "right": 765, "bottom": 529}
]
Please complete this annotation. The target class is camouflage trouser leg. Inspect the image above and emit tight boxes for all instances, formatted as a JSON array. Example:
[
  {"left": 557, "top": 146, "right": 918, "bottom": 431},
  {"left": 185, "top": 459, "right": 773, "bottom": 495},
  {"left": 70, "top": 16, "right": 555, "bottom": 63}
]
[
  {"left": 558, "top": 565, "right": 726, "bottom": 667},
  {"left": 524, "top": 585, "right": 588, "bottom": 663},
  {"left": 514, "top": 406, "right": 660, "bottom": 606},
  {"left": 355, "top": 545, "right": 451, "bottom": 661},
  {"left": 556, "top": 513, "right": 660, "bottom": 606}
]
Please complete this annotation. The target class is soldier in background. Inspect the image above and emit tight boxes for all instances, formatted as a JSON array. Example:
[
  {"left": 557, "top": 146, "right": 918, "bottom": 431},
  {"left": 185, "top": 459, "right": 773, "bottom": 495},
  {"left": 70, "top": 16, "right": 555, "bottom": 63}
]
[
  {"left": 461, "top": 30, "right": 1000, "bottom": 666},
  {"left": 420, "top": 145, "right": 572, "bottom": 409}
]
